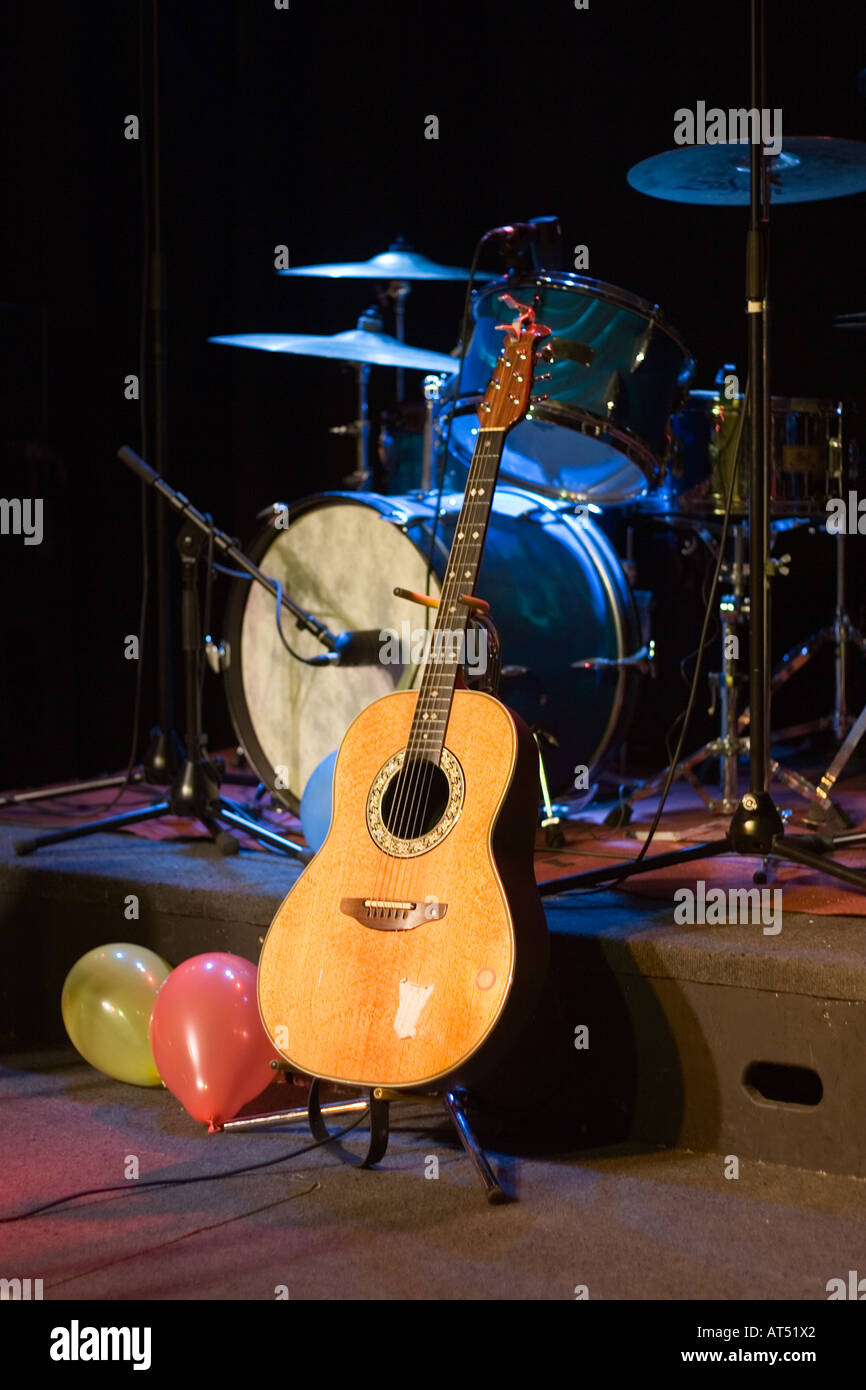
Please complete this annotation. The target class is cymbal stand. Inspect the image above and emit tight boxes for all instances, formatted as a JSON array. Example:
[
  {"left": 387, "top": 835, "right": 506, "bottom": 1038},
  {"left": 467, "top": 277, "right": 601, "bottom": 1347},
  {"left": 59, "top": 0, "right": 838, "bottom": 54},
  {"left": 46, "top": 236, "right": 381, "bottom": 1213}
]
[
  {"left": 337, "top": 307, "right": 382, "bottom": 488},
  {"left": 539, "top": 0, "right": 866, "bottom": 898}
]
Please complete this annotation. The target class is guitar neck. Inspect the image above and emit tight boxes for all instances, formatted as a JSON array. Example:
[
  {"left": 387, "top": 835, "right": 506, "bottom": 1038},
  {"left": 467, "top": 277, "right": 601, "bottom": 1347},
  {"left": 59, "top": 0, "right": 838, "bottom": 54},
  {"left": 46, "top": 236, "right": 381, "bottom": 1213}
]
[{"left": 405, "top": 427, "right": 506, "bottom": 766}]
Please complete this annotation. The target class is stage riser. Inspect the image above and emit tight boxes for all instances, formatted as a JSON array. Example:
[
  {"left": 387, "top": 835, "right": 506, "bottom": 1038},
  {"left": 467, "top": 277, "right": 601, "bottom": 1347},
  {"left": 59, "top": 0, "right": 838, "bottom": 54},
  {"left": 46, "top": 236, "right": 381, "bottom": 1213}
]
[
  {"left": 2, "top": 837, "right": 864, "bottom": 1181},
  {"left": 555, "top": 960, "right": 865, "bottom": 1178}
]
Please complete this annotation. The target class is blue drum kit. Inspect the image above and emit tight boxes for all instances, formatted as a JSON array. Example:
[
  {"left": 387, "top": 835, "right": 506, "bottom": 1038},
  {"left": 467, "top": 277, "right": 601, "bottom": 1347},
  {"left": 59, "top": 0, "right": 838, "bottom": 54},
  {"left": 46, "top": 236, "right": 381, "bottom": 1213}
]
[{"left": 210, "top": 140, "right": 866, "bottom": 819}]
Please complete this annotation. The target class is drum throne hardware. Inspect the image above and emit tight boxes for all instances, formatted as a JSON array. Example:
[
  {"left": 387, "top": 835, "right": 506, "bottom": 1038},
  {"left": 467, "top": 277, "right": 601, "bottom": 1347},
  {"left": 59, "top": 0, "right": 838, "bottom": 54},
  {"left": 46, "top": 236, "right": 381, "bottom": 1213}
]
[
  {"left": 539, "top": 0, "right": 866, "bottom": 898},
  {"left": 13, "top": 450, "right": 333, "bottom": 859}
]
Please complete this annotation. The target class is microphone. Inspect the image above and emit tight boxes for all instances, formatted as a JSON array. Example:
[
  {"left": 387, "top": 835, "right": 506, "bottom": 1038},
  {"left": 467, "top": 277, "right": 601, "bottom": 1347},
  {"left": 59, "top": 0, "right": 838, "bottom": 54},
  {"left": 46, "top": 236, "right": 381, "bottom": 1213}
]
[
  {"left": 485, "top": 221, "right": 537, "bottom": 241},
  {"left": 308, "top": 628, "right": 386, "bottom": 666},
  {"left": 486, "top": 216, "right": 565, "bottom": 273}
]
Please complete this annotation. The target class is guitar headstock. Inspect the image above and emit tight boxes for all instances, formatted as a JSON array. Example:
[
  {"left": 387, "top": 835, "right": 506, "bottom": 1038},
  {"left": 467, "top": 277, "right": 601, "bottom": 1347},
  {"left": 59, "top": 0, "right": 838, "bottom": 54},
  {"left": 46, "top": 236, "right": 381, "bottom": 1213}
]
[{"left": 477, "top": 295, "right": 551, "bottom": 431}]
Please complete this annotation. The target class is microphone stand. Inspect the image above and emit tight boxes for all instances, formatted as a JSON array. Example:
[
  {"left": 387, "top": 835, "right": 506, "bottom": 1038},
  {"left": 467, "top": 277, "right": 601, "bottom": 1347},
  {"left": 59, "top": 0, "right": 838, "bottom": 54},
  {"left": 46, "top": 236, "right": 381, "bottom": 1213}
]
[
  {"left": 12, "top": 448, "right": 333, "bottom": 860},
  {"left": 539, "top": 0, "right": 866, "bottom": 900}
]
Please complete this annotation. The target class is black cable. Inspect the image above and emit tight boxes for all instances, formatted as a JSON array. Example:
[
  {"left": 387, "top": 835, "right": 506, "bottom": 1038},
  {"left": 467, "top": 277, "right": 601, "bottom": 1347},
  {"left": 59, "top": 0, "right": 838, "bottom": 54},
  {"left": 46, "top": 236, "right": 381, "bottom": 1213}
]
[
  {"left": 273, "top": 579, "right": 332, "bottom": 666},
  {"left": 0, "top": 1107, "right": 369, "bottom": 1224}
]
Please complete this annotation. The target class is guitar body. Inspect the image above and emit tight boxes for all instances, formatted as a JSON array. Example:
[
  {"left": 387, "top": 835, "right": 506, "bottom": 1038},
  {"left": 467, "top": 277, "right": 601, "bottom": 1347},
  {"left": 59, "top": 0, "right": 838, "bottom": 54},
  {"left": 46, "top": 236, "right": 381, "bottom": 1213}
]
[{"left": 257, "top": 688, "right": 549, "bottom": 1090}]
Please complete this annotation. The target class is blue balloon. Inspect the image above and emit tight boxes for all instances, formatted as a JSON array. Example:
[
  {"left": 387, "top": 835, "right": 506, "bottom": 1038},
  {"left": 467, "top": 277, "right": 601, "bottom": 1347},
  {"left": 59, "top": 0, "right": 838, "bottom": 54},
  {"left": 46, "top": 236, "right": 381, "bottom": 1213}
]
[{"left": 299, "top": 749, "right": 338, "bottom": 853}]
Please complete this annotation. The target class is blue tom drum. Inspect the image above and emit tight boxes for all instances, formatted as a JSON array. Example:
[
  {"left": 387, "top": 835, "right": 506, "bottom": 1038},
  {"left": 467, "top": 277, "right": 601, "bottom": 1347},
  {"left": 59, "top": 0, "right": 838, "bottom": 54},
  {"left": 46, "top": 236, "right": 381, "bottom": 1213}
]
[{"left": 439, "top": 272, "right": 695, "bottom": 505}]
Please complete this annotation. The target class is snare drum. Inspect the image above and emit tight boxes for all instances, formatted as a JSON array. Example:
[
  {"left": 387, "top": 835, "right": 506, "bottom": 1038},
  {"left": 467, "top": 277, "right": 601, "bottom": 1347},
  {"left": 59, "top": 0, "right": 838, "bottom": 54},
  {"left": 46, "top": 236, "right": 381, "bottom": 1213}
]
[
  {"left": 223, "top": 485, "right": 640, "bottom": 808},
  {"left": 440, "top": 272, "right": 695, "bottom": 505},
  {"left": 665, "top": 391, "right": 845, "bottom": 517}
]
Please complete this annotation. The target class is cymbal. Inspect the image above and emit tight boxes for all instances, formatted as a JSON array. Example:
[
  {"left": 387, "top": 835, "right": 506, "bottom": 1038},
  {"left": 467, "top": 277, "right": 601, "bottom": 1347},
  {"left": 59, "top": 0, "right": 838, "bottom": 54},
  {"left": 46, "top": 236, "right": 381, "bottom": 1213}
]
[
  {"left": 208, "top": 330, "right": 458, "bottom": 373},
  {"left": 278, "top": 249, "right": 494, "bottom": 281},
  {"left": 834, "top": 311, "right": 866, "bottom": 329},
  {"left": 627, "top": 138, "right": 866, "bottom": 205}
]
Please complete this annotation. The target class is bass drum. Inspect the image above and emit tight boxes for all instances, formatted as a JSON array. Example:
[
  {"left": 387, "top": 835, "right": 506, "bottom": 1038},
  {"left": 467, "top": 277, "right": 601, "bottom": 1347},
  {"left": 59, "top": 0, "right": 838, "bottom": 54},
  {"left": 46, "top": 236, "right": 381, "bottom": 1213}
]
[{"left": 223, "top": 486, "right": 640, "bottom": 810}]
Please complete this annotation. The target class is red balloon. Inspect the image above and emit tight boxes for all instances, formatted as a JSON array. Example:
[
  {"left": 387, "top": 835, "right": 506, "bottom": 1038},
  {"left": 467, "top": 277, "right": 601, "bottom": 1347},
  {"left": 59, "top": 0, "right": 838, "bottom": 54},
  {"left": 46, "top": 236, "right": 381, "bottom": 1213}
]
[{"left": 149, "top": 953, "right": 280, "bottom": 1131}]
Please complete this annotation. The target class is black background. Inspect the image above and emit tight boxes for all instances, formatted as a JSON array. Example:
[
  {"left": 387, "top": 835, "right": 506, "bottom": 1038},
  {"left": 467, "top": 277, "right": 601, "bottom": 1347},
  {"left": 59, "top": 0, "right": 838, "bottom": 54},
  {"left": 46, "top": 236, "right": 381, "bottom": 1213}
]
[{"left": 1, "top": 0, "right": 864, "bottom": 788}]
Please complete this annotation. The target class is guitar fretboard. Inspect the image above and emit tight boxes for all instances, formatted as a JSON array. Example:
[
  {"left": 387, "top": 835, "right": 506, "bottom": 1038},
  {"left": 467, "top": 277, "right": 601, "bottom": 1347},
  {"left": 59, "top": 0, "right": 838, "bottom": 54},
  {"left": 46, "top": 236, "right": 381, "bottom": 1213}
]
[{"left": 404, "top": 427, "right": 506, "bottom": 768}]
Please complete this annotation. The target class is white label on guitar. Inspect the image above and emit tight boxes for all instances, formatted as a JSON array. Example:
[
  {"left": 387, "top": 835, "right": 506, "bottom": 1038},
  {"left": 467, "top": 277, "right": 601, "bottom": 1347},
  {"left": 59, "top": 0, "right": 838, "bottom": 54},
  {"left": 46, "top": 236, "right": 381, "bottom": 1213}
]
[{"left": 394, "top": 980, "right": 434, "bottom": 1039}]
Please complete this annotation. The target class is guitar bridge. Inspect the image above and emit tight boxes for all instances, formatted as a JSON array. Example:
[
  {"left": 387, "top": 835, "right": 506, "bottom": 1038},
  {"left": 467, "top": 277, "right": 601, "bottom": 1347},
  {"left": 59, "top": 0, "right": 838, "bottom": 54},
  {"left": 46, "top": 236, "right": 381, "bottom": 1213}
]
[{"left": 340, "top": 897, "right": 447, "bottom": 932}]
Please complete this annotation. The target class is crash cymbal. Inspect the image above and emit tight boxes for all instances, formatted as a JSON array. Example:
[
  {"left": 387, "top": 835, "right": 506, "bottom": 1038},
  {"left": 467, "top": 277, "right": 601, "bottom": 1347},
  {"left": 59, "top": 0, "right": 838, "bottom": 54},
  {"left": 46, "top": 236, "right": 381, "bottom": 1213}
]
[
  {"left": 627, "top": 137, "right": 866, "bottom": 205},
  {"left": 278, "top": 249, "right": 494, "bottom": 281},
  {"left": 208, "top": 330, "right": 458, "bottom": 374},
  {"left": 834, "top": 311, "right": 866, "bottom": 329}
]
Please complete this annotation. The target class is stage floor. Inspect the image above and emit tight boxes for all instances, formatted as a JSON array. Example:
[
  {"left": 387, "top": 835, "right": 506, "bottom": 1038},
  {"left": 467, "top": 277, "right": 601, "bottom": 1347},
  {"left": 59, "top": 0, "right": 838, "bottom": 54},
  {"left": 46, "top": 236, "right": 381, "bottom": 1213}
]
[
  {"left": 1, "top": 811, "right": 865, "bottom": 1299},
  {"left": 2, "top": 1044, "right": 865, "bottom": 1301}
]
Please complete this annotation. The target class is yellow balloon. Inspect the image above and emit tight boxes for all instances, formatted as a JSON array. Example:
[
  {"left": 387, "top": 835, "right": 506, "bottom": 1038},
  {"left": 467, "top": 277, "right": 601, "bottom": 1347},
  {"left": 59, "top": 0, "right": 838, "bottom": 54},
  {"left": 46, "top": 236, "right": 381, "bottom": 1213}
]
[{"left": 61, "top": 942, "right": 173, "bottom": 1086}]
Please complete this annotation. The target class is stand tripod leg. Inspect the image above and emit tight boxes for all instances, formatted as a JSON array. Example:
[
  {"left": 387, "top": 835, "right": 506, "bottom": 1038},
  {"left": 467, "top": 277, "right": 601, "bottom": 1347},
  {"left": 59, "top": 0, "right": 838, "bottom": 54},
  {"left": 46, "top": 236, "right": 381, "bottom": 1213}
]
[
  {"left": 538, "top": 837, "right": 730, "bottom": 895},
  {"left": 443, "top": 1089, "right": 508, "bottom": 1204},
  {"left": 0, "top": 769, "right": 148, "bottom": 809},
  {"left": 771, "top": 834, "right": 866, "bottom": 893},
  {"left": 805, "top": 701, "right": 866, "bottom": 828},
  {"left": 13, "top": 801, "right": 172, "bottom": 856},
  {"left": 216, "top": 800, "right": 311, "bottom": 861},
  {"left": 223, "top": 1097, "right": 370, "bottom": 1132}
]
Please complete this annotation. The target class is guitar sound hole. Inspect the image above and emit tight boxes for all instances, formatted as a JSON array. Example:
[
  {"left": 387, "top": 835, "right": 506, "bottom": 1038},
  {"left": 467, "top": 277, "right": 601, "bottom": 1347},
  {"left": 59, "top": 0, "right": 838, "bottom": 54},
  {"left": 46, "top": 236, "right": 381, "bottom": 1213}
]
[{"left": 381, "top": 760, "right": 451, "bottom": 841}]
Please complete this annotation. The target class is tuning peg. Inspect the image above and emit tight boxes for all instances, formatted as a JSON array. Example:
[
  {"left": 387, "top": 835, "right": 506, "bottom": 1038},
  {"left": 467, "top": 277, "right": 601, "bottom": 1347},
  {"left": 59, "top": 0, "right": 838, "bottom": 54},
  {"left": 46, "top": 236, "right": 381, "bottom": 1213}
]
[
  {"left": 530, "top": 393, "right": 549, "bottom": 404},
  {"left": 535, "top": 371, "right": 553, "bottom": 382}
]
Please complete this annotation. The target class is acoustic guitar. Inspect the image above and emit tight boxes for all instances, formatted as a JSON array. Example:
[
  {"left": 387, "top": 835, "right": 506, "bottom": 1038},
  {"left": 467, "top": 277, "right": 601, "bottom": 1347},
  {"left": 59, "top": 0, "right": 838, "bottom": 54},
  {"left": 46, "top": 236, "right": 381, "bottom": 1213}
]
[{"left": 257, "top": 296, "right": 551, "bottom": 1090}]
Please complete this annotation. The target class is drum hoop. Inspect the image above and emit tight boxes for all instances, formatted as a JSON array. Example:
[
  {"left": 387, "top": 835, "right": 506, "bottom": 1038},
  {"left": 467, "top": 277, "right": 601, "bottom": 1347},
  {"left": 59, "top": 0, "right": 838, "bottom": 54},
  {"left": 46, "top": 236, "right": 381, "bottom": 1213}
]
[
  {"left": 474, "top": 271, "right": 696, "bottom": 368},
  {"left": 445, "top": 394, "right": 663, "bottom": 487}
]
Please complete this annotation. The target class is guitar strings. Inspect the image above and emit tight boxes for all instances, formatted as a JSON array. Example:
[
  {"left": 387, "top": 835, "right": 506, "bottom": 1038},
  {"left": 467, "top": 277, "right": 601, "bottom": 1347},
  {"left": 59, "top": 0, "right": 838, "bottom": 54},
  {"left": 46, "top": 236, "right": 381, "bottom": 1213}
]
[
  {"left": 382, "top": 430, "right": 502, "bottom": 912},
  {"left": 373, "top": 436, "right": 494, "bottom": 910},
  {"left": 378, "top": 316, "right": 541, "bottom": 913}
]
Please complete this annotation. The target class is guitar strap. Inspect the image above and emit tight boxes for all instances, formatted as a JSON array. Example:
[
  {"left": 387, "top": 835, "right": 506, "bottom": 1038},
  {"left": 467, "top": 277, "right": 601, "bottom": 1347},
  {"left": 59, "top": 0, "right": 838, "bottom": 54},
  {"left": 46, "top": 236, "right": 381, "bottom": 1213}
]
[{"left": 307, "top": 1078, "right": 391, "bottom": 1168}]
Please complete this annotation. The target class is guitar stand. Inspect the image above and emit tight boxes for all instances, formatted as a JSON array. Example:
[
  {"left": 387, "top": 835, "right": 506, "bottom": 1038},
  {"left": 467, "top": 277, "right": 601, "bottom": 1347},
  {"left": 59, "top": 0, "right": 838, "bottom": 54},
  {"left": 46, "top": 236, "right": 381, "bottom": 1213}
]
[{"left": 223, "top": 1078, "right": 509, "bottom": 1204}]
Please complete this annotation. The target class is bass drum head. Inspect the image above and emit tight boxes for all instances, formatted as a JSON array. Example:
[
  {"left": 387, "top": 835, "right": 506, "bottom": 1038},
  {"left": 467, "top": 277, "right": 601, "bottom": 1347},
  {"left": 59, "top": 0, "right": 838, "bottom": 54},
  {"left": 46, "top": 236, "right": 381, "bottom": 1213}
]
[{"left": 223, "top": 494, "right": 440, "bottom": 813}]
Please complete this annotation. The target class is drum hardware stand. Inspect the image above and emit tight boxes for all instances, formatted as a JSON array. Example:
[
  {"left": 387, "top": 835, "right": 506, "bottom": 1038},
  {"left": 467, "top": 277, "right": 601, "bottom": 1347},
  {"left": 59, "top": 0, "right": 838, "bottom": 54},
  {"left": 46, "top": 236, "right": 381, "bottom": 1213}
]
[
  {"left": 538, "top": 0, "right": 866, "bottom": 898},
  {"left": 737, "top": 526, "right": 866, "bottom": 755},
  {"left": 224, "top": 1072, "right": 509, "bottom": 1205},
  {"left": 333, "top": 306, "right": 383, "bottom": 488},
  {"left": 421, "top": 373, "right": 448, "bottom": 492},
  {"left": 804, "top": 699, "right": 866, "bottom": 832},
  {"left": 13, "top": 447, "right": 339, "bottom": 859},
  {"left": 531, "top": 728, "right": 568, "bottom": 848},
  {"left": 605, "top": 523, "right": 822, "bottom": 822}
]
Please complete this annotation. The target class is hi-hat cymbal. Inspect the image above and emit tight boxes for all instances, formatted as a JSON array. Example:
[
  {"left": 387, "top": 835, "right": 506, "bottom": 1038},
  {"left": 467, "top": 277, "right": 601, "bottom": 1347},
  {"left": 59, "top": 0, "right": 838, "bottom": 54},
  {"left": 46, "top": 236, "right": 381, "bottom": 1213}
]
[
  {"left": 208, "top": 330, "right": 458, "bottom": 373},
  {"left": 627, "top": 138, "right": 866, "bottom": 205},
  {"left": 278, "top": 249, "right": 494, "bottom": 281}
]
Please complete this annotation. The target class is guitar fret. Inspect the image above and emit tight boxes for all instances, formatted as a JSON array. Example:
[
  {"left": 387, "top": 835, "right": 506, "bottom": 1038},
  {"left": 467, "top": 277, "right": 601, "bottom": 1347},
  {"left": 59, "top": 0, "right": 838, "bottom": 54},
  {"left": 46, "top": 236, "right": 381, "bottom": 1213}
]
[{"left": 404, "top": 431, "right": 508, "bottom": 764}]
